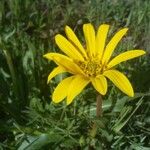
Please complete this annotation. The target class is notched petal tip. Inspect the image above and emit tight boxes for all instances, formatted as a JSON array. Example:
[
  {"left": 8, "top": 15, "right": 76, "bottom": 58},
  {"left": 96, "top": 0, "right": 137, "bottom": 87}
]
[
  {"left": 65, "top": 26, "right": 70, "bottom": 35},
  {"left": 52, "top": 94, "right": 58, "bottom": 104},
  {"left": 133, "top": 50, "right": 146, "bottom": 56},
  {"left": 52, "top": 98, "right": 60, "bottom": 104},
  {"left": 125, "top": 27, "right": 128, "bottom": 30},
  {"left": 100, "top": 24, "right": 110, "bottom": 27},
  {"left": 66, "top": 99, "right": 72, "bottom": 106},
  {"left": 140, "top": 50, "right": 146, "bottom": 55},
  {"left": 83, "top": 23, "right": 94, "bottom": 32},
  {"left": 83, "top": 23, "right": 93, "bottom": 26},
  {"left": 129, "top": 92, "right": 134, "bottom": 97},
  {"left": 43, "top": 53, "right": 52, "bottom": 60},
  {"left": 127, "top": 85, "right": 134, "bottom": 97},
  {"left": 47, "top": 79, "right": 50, "bottom": 84},
  {"left": 65, "top": 25, "right": 70, "bottom": 31},
  {"left": 43, "top": 54, "right": 48, "bottom": 58},
  {"left": 122, "top": 27, "right": 128, "bottom": 32},
  {"left": 55, "top": 34, "right": 61, "bottom": 42},
  {"left": 117, "top": 27, "right": 129, "bottom": 37}
]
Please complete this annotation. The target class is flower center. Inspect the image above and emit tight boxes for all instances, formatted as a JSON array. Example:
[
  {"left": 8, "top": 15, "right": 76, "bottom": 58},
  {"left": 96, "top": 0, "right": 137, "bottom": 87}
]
[{"left": 76, "top": 59, "right": 104, "bottom": 77}]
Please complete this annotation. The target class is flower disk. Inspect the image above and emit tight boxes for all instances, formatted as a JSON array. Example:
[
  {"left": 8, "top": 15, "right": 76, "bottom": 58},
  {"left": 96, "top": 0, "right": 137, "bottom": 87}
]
[
  {"left": 76, "top": 59, "right": 102, "bottom": 77},
  {"left": 44, "top": 23, "right": 146, "bottom": 105}
]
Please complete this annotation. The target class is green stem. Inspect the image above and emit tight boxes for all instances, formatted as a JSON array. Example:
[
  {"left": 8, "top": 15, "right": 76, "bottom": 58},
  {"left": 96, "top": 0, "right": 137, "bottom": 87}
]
[
  {"left": 90, "top": 94, "right": 103, "bottom": 137},
  {"left": 96, "top": 94, "right": 103, "bottom": 117},
  {"left": 3, "top": 49, "right": 19, "bottom": 99}
]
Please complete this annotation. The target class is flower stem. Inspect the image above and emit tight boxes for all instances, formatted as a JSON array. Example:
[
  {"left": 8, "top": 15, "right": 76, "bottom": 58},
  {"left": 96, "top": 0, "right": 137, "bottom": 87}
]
[
  {"left": 96, "top": 94, "right": 103, "bottom": 117},
  {"left": 90, "top": 94, "right": 103, "bottom": 137}
]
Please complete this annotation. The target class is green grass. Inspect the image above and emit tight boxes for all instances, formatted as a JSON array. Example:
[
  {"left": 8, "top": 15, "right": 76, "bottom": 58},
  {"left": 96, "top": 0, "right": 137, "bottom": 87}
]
[{"left": 0, "top": 0, "right": 150, "bottom": 149}]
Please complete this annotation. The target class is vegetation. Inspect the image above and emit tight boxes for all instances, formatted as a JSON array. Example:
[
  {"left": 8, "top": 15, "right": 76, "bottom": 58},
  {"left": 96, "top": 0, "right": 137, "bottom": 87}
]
[{"left": 0, "top": 0, "right": 150, "bottom": 149}]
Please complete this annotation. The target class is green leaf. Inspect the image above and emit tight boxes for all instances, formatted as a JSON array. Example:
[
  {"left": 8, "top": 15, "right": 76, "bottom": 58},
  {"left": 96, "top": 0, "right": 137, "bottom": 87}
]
[
  {"left": 4, "top": 28, "right": 16, "bottom": 42},
  {"left": 112, "top": 96, "right": 144, "bottom": 132},
  {"left": 18, "top": 133, "right": 62, "bottom": 150}
]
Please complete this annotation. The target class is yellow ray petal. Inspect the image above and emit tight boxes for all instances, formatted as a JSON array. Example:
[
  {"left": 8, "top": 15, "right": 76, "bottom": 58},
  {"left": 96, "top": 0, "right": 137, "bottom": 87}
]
[
  {"left": 47, "top": 66, "right": 67, "bottom": 84},
  {"left": 104, "top": 69, "right": 134, "bottom": 97},
  {"left": 67, "top": 75, "right": 90, "bottom": 105},
  {"left": 91, "top": 75, "right": 107, "bottom": 95},
  {"left": 107, "top": 50, "right": 146, "bottom": 69},
  {"left": 44, "top": 53, "right": 84, "bottom": 75},
  {"left": 102, "top": 28, "right": 128, "bottom": 64},
  {"left": 52, "top": 76, "right": 74, "bottom": 103},
  {"left": 65, "top": 26, "right": 87, "bottom": 59},
  {"left": 96, "top": 24, "right": 110, "bottom": 59},
  {"left": 44, "top": 52, "right": 70, "bottom": 61},
  {"left": 83, "top": 23, "right": 96, "bottom": 56},
  {"left": 55, "top": 34, "right": 84, "bottom": 61}
]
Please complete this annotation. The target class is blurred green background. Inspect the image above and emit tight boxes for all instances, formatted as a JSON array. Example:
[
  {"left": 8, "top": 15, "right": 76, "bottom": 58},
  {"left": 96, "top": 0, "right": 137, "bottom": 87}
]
[{"left": 0, "top": 0, "right": 150, "bottom": 149}]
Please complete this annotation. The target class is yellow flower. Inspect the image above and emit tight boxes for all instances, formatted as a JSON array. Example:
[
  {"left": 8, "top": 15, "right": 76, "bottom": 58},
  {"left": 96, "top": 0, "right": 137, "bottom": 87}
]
[{"left": 44, "top": 23, "right": 145, "bottom": 105}]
